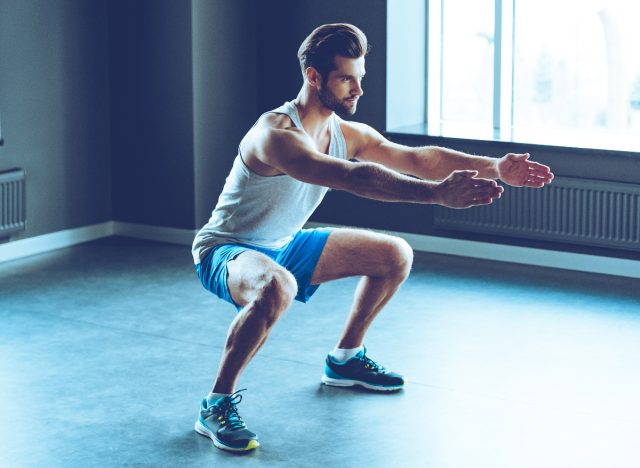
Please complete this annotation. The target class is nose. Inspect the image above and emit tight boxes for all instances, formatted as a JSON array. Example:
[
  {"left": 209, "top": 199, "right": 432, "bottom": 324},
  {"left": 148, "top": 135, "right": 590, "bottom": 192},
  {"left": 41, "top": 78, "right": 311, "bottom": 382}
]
[{"left": 352, "top": 79, "right": 363, "bottom": 97}]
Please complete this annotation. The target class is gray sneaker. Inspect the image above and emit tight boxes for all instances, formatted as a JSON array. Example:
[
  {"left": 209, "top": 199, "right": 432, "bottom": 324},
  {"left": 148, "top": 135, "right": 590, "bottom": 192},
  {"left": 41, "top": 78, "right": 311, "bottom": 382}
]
[
  {"left": 321, "top": 347, "right": 405, "bottom": 391},
  {"left": 194, "top": 389, "right": 259, "bottom": 452}
]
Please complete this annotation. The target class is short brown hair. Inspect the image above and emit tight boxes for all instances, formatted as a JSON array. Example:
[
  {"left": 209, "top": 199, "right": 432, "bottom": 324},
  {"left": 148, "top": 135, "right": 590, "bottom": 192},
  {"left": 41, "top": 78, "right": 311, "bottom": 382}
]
[{"left": 297, "top": 23, "right": 369, "bottom": 80}]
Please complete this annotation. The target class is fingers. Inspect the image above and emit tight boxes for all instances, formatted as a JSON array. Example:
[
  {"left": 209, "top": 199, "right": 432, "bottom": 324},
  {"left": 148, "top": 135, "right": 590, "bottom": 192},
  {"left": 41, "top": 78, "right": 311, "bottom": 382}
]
[
  {"left": 517, "top": 156, "right": 555, "bottom": 185},
  {"left": 465, "top": 182, "right": 503, "bottom": 207},
  {"left": 472, "top": 178, "right": 499, "bottom": 188},
  {"left": 523, "top": 178, "right": 547, "bottom": 188},
  {"left": 529, "top": 167, "right": 552, "bottom": 178},
  {"left": 470, "top": 197, "right": 496, "bottom": 206},
  {"left": 524, "top": 167, "right": 554, "bottom": 187},
  {"left": 466, "top": 193, "right": 501, "bottom": 207},
  {"left": 528, "top": 161, "right": 553, "bottom": 176},
  {"left": 527, "top": 160, "right": 549, "bottom": 170},
  {"left": 508, "top": 154, "right": 555, "bottom": 181},
  {"left": 511, "top": 159, "right": 553, "bottom": 188},
  {"left": 442, "top": 174, "right": 503, "bottom": 208},
  {"left": 475, "top": 186, "right": 503, "bottom": 199},
  {"left": 466, "top": 176, "right": 502, "bottom": 194}
]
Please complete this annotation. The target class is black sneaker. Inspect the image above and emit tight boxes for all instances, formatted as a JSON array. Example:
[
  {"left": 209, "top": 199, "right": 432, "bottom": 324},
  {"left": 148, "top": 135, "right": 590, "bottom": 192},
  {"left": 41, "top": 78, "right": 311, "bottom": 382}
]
[
  {"left": 321, "top": 347, "right": 405, "bottom": 391},
  {"left": 194, "top": 389, "right": 259, "bottom": 452}
]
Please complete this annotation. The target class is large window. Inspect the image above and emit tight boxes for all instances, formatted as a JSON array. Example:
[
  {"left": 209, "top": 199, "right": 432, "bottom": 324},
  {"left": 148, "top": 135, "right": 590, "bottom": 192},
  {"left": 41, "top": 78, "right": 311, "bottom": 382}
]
[{"left": 420, "top": 0, "right": 640, "bottom": 151}]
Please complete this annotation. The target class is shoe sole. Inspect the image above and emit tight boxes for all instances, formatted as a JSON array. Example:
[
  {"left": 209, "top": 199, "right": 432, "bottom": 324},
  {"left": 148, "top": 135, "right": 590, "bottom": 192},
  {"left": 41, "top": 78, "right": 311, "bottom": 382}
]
[
  {"left": 194, "top": 420, "right": 260, "bottom": 452},
  {"left": 321, "top": 374, "right": 404, "bottom": 392}
]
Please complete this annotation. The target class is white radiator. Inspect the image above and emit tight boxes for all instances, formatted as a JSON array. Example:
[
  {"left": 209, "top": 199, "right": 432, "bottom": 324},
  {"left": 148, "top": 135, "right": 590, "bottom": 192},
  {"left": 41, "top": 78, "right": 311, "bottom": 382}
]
[
  {"left": 0, "top": 168, "right": 26, "bottom": 236},
  {"left": 434, "top": 176, "right": 640, "bottom": 251}
]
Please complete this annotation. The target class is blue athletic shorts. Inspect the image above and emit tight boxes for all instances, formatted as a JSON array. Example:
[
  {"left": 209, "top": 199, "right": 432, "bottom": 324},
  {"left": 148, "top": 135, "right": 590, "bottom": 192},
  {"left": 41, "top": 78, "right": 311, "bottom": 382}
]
[{"left": 195, "top": 228, "right": 332, "bottom": 310}]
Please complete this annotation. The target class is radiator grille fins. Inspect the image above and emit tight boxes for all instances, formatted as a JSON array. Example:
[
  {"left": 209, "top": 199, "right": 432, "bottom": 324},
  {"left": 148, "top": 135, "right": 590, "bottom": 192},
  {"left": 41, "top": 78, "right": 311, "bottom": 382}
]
[
  {"left": 434, "top": 177, "right": 640, "bottom": 251},
  {"left": 0, "top": 168, "right": 26, "bottom": 236}
]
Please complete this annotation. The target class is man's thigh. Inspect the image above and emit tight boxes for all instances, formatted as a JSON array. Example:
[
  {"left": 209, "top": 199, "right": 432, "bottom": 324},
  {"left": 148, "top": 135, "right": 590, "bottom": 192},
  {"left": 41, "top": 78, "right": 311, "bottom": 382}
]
[{"left": 310, "top": 228, "right": 413, "bottom": 285}]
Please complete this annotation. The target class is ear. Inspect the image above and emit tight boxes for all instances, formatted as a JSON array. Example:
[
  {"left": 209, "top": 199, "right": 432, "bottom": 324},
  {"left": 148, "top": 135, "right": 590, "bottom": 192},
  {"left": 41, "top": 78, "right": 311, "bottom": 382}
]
[{"left": 305, "top": 67, "right": 323, "bottom": 89}]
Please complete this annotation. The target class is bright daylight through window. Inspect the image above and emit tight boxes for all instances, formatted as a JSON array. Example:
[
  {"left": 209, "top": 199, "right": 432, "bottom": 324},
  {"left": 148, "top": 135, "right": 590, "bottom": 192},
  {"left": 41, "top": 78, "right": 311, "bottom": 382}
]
[{"left": 423, "top": 0, "right": 640, "bottom": 151}]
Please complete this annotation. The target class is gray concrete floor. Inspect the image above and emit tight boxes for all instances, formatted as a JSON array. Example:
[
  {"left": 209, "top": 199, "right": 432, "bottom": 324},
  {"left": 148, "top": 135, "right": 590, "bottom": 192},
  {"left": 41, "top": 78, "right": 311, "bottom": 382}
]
[{"left": 1, "top": 236, "right": 639, "bottom": 468}]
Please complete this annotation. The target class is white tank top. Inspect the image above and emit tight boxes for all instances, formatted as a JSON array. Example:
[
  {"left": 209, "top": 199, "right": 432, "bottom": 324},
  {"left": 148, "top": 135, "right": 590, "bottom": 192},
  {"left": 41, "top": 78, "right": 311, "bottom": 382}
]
[{"left": 192, "top": 101, "right": 348, "bottom": 264}]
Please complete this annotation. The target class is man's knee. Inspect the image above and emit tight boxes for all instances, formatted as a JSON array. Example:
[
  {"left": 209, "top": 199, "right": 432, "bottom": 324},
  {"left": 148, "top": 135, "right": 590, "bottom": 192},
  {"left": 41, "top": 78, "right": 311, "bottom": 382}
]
[
  {"left": 253, "top": 269, "right": 298, "bottom": 322},
  {"left": 383, "top": 237, "right": 414, "bottom": 280}
]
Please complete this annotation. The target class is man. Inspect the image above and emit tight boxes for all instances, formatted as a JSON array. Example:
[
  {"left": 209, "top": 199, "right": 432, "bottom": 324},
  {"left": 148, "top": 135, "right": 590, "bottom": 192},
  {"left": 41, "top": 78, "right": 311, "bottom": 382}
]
[{"left": 191, "top": 23, "right": 553, "bottom": 452}]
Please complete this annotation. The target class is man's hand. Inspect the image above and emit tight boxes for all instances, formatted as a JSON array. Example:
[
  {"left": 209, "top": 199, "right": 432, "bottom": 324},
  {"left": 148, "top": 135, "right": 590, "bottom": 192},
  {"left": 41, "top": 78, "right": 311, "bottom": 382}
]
[
  {"left": 497, "top": 153, "right": 554, "bottom": 188},
  {"left": 435, "top": 170, "right": 504, "bottom": 209}
]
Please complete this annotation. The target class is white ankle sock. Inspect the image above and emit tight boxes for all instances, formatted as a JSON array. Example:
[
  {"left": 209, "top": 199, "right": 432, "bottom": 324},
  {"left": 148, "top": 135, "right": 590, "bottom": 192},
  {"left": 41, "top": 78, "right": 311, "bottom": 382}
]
[{"left": 330, "top": 345, "right": 364, "bottom": 363}]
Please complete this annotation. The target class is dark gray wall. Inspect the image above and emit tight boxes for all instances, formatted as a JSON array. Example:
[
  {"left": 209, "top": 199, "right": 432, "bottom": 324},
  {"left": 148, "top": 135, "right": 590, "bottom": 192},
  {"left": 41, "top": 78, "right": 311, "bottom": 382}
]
[
  {"left": 108, "top": 0, "right": 195, "bottom": 229},
  {"left": 256, "top": 0, "right": 386, "bottom": 130},
  {"left": 192, "top": 0, "right": 257, "bottom": 227},
  {"left": 0, "top": 0, "right": 112, "bottom": 239},
  {"left": 0, "top": 0, "right": 259, "bottom": 239},
  {"left": 108, "top": 0, "right": 258, "bottom": 230}
]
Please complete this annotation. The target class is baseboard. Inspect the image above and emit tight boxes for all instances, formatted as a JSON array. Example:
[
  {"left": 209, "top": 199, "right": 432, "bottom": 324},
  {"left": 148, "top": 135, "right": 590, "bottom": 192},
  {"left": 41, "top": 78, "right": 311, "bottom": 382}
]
[
  {"left": 305, "top": 222, "right": 640, "bottom": 279},
  {"left": 0, "top": 221, "right": 114, "bottom": 264},
  {"left": 2, "top": 220, "right": 638, "bottom": 279},
  {"left": 0, "top": 222, "right": 195, "bottom": 264},
  {"left": 112, "top": 222, "right": 196, "bottom": 245}
]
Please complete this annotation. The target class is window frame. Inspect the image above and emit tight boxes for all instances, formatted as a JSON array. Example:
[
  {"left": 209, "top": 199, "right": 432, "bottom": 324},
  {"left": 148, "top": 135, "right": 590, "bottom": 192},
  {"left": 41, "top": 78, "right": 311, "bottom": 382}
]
[{"left": 386, "top": 0, "right": 640, "bottom": 154}]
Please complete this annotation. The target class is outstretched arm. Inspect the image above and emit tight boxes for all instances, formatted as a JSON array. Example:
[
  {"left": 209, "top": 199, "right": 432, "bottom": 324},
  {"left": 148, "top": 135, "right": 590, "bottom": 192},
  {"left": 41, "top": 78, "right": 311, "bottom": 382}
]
[
  {"left": 253, "top": 126, "right": 503, "bottom": 209},
  {"left": 347, "top": 122, "right": 554, "bottom": 187}
]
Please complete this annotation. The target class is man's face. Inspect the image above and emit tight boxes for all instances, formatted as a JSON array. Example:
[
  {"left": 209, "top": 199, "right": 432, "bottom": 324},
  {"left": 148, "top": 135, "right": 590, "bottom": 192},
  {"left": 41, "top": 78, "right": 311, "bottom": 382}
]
[{"left": 317, "top": 55, "right": 365, "bottom": 116}]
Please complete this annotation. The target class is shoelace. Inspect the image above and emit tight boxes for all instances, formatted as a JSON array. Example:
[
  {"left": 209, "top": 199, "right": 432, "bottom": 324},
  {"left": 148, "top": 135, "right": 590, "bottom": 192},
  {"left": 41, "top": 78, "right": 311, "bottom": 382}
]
[
  {"left": 358, "top": 354, "right": 385, "bottom": 372},
  {"left": 207, "top": 389, "right": 247, "bottom": 430}
]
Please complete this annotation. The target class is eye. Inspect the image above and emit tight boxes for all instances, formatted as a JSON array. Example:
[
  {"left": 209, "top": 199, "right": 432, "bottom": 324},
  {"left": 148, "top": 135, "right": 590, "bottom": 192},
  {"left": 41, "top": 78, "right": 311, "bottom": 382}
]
[{"left": 342, "top": 77, "right": 351, "bottom": 82}]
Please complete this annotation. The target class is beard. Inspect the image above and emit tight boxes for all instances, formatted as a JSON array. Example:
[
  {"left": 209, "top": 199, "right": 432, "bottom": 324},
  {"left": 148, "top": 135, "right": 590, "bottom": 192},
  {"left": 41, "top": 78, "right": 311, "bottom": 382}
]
[{"left": 318, "top": 84, "right": 357, "bottom": 117}]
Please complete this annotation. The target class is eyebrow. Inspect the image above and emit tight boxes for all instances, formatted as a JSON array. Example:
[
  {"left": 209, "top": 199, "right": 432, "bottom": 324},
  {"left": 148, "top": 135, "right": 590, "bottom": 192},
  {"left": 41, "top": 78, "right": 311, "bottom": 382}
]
[{"left": 338, "top": 73, "right": 366, "bottom": 79}]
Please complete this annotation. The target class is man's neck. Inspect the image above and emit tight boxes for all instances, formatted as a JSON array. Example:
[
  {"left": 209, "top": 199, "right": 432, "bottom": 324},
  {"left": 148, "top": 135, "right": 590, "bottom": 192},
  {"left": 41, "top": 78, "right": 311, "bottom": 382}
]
[{"left": 293, "top": 86, "right": 333, "bottom": 138}]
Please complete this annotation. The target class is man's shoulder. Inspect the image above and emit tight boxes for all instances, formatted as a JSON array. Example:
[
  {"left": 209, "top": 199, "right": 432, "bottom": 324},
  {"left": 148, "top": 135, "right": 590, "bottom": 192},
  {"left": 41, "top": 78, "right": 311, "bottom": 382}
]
[
  {"left": 256, "top": 111, "right": 296, "bottom": 131},
  {"left": 242, "top": 113, "right": 308, "bottom": 158},
  {"left": 338, "top": 118, "right": 382, "bottom": 146},
  {"left": 248, "top": 113, "right": 306, "bottom": 146},
  {"left": 337, "top": 118, "right": 369, "bottom": 132}
]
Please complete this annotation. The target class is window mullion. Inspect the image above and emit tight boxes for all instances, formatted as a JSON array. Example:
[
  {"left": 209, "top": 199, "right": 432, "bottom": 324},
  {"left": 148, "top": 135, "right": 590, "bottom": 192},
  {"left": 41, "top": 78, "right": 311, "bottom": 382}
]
[
  {"left": 503, "top": 0, "right": 514, "bottom": 136},
  {"left": 495, "top": 0, "right": 515, "bottom": 138},
  {"left": 493, "top": 0, "right": 502, "bottom": 135},
  {"left": 427, "top": 0, "right": 443, "bottom": 133}
]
